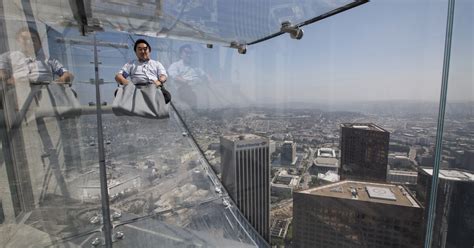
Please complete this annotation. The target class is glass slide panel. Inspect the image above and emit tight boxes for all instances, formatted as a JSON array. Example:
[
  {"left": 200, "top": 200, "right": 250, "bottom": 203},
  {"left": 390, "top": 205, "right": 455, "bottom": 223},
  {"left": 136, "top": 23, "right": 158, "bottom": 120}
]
[
  {"left": 426, "top": 0, "right": 473, "bottom": 247},
  {"left": 102, "top": 113, "right": 221, "bottom": 219},
  {"left": 0, "top": 10, "right": 103, "bottom": 248},
  {"left": 89, "top": 32, "right": 264, "bottom": 247},
  {"left": 102, "top": 199, "right": 260, "bottom": 247}
]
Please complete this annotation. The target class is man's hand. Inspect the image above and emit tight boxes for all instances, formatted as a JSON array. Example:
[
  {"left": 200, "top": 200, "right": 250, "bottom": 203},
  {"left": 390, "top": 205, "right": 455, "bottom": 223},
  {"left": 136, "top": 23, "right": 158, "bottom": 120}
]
[
  {"left": 154, "top": 74, "right": 167, "bottom": 87},
  {"left": 154, "top": 79, "right": 162, "bottom": 87},
  {"left": 56, "top": 71, "right": 74, "bottom": 85},
  {"left": 54, "top": 79, "right": 71, "bottom": 85},
  {"left": 0, "top": 70, "right": 15, "bottom": 85},
  {"left": 6, "top": 77, "right": 15, "bottom": 85},
  {"left": 158, "top": 74, "right": 167, "bottom": 84}
]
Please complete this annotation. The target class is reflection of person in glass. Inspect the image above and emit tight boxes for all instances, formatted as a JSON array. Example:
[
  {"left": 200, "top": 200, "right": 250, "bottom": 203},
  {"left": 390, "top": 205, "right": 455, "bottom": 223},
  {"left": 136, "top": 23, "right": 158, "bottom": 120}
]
[
  {"left": 0, "top": 27, "right": 73, "bottom": 85},
  {"left": 168, "top": 44, "right": 211, "bottom": 108},
  {"left": 115, "top": 39, "right": 167, "bottom": 88},
  {"left": 0, "top": 26, "right": 78, "bottom": 125}
]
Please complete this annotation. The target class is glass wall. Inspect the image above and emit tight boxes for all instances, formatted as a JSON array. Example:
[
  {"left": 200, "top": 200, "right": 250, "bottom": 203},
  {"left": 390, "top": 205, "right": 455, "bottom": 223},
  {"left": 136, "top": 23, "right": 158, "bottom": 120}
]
[
  {"left": 0, "top": 20, "right": 103, "bottom": 246},
  {"left": 425, "top": 0, "right": 473, "bottom": 247},
  {"left": 0, "top": 2, "right": 268, "bottom": 246},
  {"left": 0, "top": 0, "right": 472, "bottom": 247}
]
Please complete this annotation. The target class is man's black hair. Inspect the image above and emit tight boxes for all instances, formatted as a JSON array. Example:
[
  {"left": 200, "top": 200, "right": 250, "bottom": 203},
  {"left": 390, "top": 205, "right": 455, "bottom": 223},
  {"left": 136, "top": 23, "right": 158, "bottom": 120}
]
[
  {"left": 134, "top": 39, "right": 151, "bottom": 52},
  {"left": 179, "top": 44, "right": 192, "bottom": 55}
]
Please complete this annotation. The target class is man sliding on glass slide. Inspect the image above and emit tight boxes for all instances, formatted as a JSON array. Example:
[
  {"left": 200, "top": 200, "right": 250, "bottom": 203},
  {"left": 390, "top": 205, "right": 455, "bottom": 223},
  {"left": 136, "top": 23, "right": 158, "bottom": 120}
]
[
  {"left": 115, "top": 39, "right": 170, "bottom": 103},
  {"left": 113, "top": 39, "right": 170, "bottom": 119}
]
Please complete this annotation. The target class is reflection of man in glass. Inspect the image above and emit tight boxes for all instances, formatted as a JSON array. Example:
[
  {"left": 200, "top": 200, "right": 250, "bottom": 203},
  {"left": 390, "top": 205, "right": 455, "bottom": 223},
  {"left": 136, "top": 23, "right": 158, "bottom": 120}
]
[
  {"left": 0, "top": 27, "right": 73, "bottom": 85},
  {"left": 0, "top": 26, "right": 75, "bottom": 208},
  {"left": 168, "top": 45, "right": 211, "bottom": 108}
]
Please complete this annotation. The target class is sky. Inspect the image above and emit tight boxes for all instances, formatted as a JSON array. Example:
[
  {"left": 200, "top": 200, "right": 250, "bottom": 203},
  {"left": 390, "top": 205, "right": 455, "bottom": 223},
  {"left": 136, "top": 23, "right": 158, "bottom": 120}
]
[{"left": 229, "top": 0, "right": 472, "bottom": 104}]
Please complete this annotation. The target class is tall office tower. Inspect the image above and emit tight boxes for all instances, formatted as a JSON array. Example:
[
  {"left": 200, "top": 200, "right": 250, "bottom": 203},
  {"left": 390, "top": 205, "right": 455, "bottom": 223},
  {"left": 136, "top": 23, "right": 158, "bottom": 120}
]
[
  {"left": 281, "top": 141, "right": 296, "bottom": 165},
  {"left": 460, "top": 150, "right": 474, "bottom": 172},
  {"left": 220, "top": 134, "right": 270, "bottom": 241},
  {"left": 340, "top": 123, "right": 390, "bottom": 182},
  {"left": 293, "top": 180, "right": 424, "bottom": 248},
  {"left": 416, "top": 168, "right": 474, "bottom": 248}
]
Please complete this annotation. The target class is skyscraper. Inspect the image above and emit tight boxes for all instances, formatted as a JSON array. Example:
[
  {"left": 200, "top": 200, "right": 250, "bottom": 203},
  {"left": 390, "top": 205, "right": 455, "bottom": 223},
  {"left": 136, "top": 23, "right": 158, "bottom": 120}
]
[
  {"left": 460, "top": 150, "right": 474, "bottom": 172},
  {"left": 416, "top": 168, "right": 474, "bottom": 248},
  {"left": 293, "top": 180, "right": 424, "bottom": 248},
  {"left": 220, "top": 134, "right": 270, "bottom": 241},
  {"left": 281, "top": 140, "right": 296, "bottom": 165},
  {"left": 340, "top": 123, "right": 390, "bottom": 182}
]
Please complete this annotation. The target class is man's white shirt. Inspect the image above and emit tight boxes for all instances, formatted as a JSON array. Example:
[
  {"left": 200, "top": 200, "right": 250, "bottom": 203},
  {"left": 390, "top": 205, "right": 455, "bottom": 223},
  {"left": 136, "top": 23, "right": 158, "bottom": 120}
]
[
  {"left": 0, "top": 50, "right": 67, "bottom": 83},
  {"left": 118, "top": 59, "right": 167, "bottom": 84},
  {"left": 168, "top": 60, "right": 206, "bottom": 86}
]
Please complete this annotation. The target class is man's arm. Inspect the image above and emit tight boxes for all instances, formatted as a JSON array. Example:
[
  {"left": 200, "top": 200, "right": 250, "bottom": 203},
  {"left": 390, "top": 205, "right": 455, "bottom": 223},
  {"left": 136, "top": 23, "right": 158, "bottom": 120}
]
[
  {"left": 168, "top": 62, "right": 186, "bottom": 84},
  {"left": 0, "top": 69, "right": 16, "bottom": 85},
  {"left": 0, "top": 53, "right": 14, "bottom": 85},
  {"left": 115, "top": 62, "right": 132, "bottom": 85},
  {"left": 153, "top": 74, "right": 167, "bottom": 87},
  {"left": 154, "top": 61, "right": 167, "bottom": 87},
  {"left": 56, "top": 71, "right": 74, "bottom": 84},
  {"left": 115, "top": 73, "right": 129, "bottom": 85},
  {"left": 48, "top": 59, "right": 73, "bottom": 84},
  {"left": 173, "top": 75, "right": 188, "bottom": 84}
]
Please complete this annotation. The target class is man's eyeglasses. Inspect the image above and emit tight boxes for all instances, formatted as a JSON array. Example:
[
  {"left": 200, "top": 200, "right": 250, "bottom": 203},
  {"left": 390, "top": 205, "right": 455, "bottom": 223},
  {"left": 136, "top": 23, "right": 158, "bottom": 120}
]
[{"left": 136, "top": 47, "right": 149, "bottom": 52}]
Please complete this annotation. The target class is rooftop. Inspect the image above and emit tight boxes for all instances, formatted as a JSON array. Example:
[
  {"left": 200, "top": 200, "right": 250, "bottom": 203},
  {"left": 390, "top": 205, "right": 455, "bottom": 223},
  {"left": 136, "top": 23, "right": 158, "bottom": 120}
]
[
  {"left": 270, "top": 219, "right": 290, "bottom": 239},
  {"left": 274, "top": 175, "right": 299, "bottom": 186},
  {"left": 313, "top": 157, "right": 339, "bottom": 168},
  {"left": 388, "top": 170, "right": 418, "bottom": 176},
  {"left": 421, "top": 168, "right": 474, "bottom": 182},
  {"left": 222, "top": 134, "right": 266, "bottom": 142},
  {"left": 317, "top": 171, "right": 340, "bottom": 183},
  {"left": 341, "top": 123, "right": 388, "bottom": 133},
  {"left": 317, "top": 148, "right": 336, "bottom": 158},
  {"left": 299, "top": 180, "right": 420, "bottom": 208}
]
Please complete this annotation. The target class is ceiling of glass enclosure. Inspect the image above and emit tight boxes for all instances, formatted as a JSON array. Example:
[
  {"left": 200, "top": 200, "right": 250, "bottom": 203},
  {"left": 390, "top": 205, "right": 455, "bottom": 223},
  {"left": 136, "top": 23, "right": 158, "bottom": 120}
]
[{"left": 1, "top": 0, "right": 368, "bottom": 46}]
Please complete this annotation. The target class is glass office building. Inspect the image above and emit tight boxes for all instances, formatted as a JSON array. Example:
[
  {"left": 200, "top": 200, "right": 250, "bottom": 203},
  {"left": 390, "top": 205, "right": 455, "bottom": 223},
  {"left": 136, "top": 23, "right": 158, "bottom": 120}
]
[
  {"left": 220, "top": 134, "right": 271, "bottom": 242},
  {"left": 0, "top": 0, "right": 472, "bottom": 247}
]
